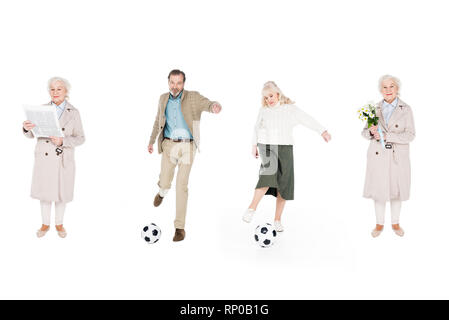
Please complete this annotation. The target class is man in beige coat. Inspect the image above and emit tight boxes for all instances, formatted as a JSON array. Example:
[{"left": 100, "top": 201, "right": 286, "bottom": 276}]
[{"left": 148, "top": 70, "right": 222, "bottom": 242}]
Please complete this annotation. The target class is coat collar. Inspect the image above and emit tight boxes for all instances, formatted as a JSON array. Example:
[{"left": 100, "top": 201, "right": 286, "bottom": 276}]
[
  {"left": 57, "top": 101, "right": 74, "bottom": 127},
  {"left": 376, "top": 98, "right": 406, "bottom": 130},
  {"left": 161, "top": 93, "right": 170, "bottom": 115},
  {"left": 386, "top": 98, "right": 405, "bottom": 129},
  {"left": 168, "top": 90, "right": 185, "bottom": 101},
  {"left": 161, "top": 90, "right": 188, "bottom": 114}
]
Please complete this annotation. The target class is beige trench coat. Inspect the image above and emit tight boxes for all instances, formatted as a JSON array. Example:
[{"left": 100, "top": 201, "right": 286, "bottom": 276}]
[
  {"left": 362, "top": 99, "right": 415, "bottom": 202},
  {"left": 149, "top": 90, "right": 220, "bottom": 154},
  {"left": 24, "top": 102, "right": 85, "bottom": 203}
]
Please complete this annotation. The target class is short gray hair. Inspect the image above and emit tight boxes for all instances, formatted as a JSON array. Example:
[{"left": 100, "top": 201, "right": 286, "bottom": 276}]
[
  {"left": 48, "top": 76, "right": 71, "bottom": 98},
  {"left": 378, "top": 74, "right": 401, "bottom": 94}
]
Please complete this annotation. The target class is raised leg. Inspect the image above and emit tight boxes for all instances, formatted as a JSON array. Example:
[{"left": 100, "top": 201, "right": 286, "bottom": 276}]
[{"left": 249, "top": 187, "right": 269, "bottom": 211}]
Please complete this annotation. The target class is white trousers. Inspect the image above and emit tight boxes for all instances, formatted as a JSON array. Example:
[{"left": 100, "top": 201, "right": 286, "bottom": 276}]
[
  {"left": 374, "top": 200, "right": 402, "bottom": 225},
  {"left": 40, "top": 201, "right": 66, "bottom": 226}
]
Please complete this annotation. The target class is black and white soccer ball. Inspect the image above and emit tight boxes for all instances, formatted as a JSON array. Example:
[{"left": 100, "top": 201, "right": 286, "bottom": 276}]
[
  {"left": 254, "top": 223, "right": 277, "bottom": 248},
  {"left": 141, "top": 223, "right": 162, "bottom": 244}
]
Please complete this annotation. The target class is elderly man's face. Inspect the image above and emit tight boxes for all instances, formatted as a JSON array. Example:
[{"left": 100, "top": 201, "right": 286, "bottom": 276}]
[
  {"left": 168, "top": 74, "right": 185, "bottom": 97},
  {"left": 264, "top": 90, "right": 280, "bottom": 107},
  {"left": 381, "top": 79, "right": 398, "bottom": 103},
  {"left": 49, "top": 81, "right": 67, "bottom": 105}
]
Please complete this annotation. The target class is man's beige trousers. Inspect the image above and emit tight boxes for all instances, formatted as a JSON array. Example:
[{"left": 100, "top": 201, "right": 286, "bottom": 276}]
[{"left": 158, "top": 139, "right": 196, "bottom": 229}]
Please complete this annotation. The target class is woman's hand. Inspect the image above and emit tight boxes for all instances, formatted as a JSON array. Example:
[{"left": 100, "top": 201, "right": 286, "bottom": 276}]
[
  {"left": 373, "top": 132, "right": 380, "bottom": 140},
  {"left": 252, "top": 145, "right": 259, "bottom": 159},
  {"left": 50, "top": 136, "right": 63, "bottom": 146},
  {"left": 148, "top": 144, "right": 154, "bottom": 154},
  {"left": 23, "top": 120, "right": 35, "bottom": 131},
  {"left": 369, "top": 125, "right": 378, "bottom": 135},
  {"left": 321, "top": 131, "right": 331, "bottom": 142},
  {"left": 211, "top": 103, "right": 222, "bottom": 114}
]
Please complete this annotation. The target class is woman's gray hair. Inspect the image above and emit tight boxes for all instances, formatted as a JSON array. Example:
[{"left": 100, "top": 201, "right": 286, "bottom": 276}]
[
  {"left": 378, "top": 74, "right": 401, "bottom": 94},
  {"left": 48, "top": 76, "right": 71, "bottom": 98}
]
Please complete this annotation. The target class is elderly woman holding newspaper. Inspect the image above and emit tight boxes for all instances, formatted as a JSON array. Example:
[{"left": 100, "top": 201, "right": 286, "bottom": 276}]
[
  {"left": 22, "top": 77, "right": 85, "bottom": 238},
  {"left": 361, "top": 75, "right": 415, "bottom": 238}
]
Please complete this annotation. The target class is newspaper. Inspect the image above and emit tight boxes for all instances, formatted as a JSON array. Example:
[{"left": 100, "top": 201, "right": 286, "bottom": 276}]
[{"left": 23, "top": 105, "right": 64, "bottom": 138}]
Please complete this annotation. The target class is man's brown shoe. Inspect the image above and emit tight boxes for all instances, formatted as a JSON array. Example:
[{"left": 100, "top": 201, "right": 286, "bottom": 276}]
[
  {"left": 153, "top": 193, "right": 164, "bottom": 207},
  {"left": 173, "top": 229, "right": 185, "bottom": 242}
]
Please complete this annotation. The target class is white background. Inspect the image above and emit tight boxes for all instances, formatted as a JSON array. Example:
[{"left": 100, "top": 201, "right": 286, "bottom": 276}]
[{"left": 0, "top": 0, "right": 448, "bottom": 299}]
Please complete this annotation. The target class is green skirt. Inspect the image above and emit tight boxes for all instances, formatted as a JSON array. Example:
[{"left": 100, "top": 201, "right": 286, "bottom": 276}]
[{"left": 255, "top": 144, "right": 294, "bottom": 200}]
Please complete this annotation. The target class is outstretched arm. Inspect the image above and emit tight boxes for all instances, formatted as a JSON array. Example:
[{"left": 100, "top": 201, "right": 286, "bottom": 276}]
[
  {"left": 293, "top": 106, "right": 330, "bottom": 142},
  {"left": 293, "top": 106, "right": 326, "bottom": 134},
  {"left": 196, "top": 92, "right": 221, "bottom": 114}
]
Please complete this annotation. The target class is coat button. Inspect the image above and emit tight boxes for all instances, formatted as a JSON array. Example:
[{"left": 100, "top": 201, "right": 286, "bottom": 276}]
[
  {"left": 375, "top": 152, "right": 379, "bottom": 155},
  {"left": 46, "top": 140, "right": 49, "bottom": 143},
  {"left": 62, "top": 128, "right": 65, "bottom": 131},
  {"left": 395, "top": 124, "right": 398, "bottom": 128},
  {"left": 45, "top": 153, "right": 48, "bottom": 156}
]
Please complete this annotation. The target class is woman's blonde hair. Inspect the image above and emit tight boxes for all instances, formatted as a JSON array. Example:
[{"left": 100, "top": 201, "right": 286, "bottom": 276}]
[{"left": 261, "top": 81, "right": 294, "bottom": 107}]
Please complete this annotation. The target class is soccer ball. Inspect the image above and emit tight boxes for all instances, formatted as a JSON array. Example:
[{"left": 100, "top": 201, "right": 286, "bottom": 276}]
[
  {"left": 254, "top": 223, "right": 277, "bottom": 248},
  {"left": 141, "top": 223, "right": 162, "bottom": 244}
]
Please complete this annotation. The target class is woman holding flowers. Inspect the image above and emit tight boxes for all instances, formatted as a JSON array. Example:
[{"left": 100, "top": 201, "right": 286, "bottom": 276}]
[
  {"left": 361, "top": 75, "right": 415, "bottom": 238},
  {"left": 242, "top": 81, "right": 331, "bottom": 232}
]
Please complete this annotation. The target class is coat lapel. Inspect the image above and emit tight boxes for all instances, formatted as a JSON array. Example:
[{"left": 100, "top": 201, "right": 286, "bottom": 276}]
[
  {"left": 47, "top": 101, "right": 73, "bottom": 130},
  {"left": 181, "top": 90, "right": 194, "bottom": 134},
  {"left": 180, "top": 90, "right": 188, "bottom": 116},
  {"left": 59, "top": 101, "right": 74, "bottom": 128},
  {"left": 160, "top": 93, "right": 170, "bottom": 118},
  {"left": 386, "top": 98, "right": 404, "bottom": 130}
]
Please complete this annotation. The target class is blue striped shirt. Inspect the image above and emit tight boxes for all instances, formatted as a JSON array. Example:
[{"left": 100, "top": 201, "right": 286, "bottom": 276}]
[
  {"left": 52, "top": 100, "right": 67, "bottom": 119},
  {"left": 382, "top": 98, "right": 398, "bottom": 125}
]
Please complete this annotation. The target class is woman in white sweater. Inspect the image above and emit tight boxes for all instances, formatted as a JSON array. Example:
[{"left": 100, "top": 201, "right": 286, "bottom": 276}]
[{"left": 242, "top": 81, "right": 331, "bottom": 232}]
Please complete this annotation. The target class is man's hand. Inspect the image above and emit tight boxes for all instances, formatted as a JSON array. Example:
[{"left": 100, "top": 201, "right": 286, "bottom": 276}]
[
  {"left": 211, "top": 103, "right": 222, "bottom": 114},
  {"left": 148, "top": 144, "right": 154, "bottom": 154}
]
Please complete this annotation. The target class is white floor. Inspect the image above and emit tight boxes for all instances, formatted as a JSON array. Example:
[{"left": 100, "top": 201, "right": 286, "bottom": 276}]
[{"left": 2, "top": 154, "right": 448, "bottom": 299}]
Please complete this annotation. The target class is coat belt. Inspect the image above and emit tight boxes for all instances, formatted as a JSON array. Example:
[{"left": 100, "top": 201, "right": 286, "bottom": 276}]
[
  {"left": 392, "top": 143, "right": 398, "bottom": 164},
  {"left": 55, "top": 148, "right": 65, "bottom": 168},
  {"left": 385, "top": 142, "right": 398, "bottom": 164}
]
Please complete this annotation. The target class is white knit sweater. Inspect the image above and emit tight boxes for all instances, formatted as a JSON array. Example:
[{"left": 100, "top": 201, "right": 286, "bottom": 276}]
[{"left": 252, "top": 103, "right": 326, "bottom": 145}]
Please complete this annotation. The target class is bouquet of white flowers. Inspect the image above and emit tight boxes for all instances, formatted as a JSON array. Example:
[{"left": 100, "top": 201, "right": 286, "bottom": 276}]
[{"left": 358, "top": 103, "right": 385, "bottom": 148}]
